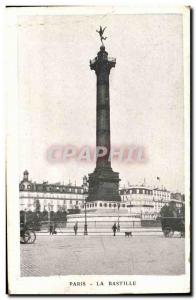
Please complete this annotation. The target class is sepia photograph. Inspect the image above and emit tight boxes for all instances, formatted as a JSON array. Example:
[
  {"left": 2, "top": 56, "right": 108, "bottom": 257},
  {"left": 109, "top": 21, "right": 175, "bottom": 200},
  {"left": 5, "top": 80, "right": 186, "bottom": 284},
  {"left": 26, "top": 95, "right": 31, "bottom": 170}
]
[{"left": 6, "top": 5, "right": 191, "bottom": 295}]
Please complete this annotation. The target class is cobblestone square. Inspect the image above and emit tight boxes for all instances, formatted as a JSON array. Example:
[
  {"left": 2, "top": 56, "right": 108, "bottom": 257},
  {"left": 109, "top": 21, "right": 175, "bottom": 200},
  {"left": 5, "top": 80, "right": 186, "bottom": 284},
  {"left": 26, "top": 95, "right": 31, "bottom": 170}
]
[{"left": 20, "top": 235, "right": 185, "bottom": 276}]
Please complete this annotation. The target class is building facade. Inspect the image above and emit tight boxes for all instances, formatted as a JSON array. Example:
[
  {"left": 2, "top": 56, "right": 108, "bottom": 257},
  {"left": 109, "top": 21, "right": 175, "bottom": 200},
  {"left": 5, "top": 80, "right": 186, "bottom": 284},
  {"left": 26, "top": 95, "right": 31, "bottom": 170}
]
[
  {"left": 152, "top": 187, "right": 171, "bottom": 214},
  {"left": 19, "top": 170, "right": 86, "bottom": 213},
  {"left": 170, "top": 192, "right": 185, "bottom": 209},
  {"left": 120, "top": 185, "right": 173, "bottom": 219},
  {"left": 120, "top": 185, "right": 155, "bottom": 219}
]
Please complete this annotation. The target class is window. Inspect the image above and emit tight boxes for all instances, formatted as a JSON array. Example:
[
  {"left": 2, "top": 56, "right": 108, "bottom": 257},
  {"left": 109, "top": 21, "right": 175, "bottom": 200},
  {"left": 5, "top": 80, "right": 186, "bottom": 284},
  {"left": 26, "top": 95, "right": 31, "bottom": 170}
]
[
  {"left": 114, "top": 204, "right": 116, "bottom": 208},
  {"left": 20, "top": 184, "right": 24, "bottom": 190},
  {"left": 122, "top": 204, "right": 125, "bottom": 208},
  {"left": 109, "top": 203, "right": 111, "bottom": 207},
  {"left": 104, "top": 203, "right": 107, "bottom": 207},
  {"left": 95, "top": 203, "right": 97, "bottom": 207},
  {"left": 28, "top": 185, "right": 31, "bottom": 190},
  {"left": 76, "top": 201, "right": 78, "bottom": 205},
  {"left": 99, "top": 203, "right": 102, "bottom": 207},
  {"left": 70, "top": 200, "right": 72, "bottom": 204}
]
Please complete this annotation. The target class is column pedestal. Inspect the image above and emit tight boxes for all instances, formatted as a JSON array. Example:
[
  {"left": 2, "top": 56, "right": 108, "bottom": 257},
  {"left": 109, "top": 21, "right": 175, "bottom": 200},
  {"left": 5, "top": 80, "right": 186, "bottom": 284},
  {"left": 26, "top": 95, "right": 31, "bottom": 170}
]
[{"left": 87, "top": 166, "right": 120, "bottom": 202}]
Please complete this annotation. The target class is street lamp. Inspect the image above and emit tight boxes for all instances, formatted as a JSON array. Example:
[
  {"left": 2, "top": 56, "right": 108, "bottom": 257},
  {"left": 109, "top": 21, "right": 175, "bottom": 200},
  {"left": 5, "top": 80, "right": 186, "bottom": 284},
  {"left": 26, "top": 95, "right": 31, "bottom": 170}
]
[
  {"left": 83, "top": 187, "right": 88, "bottom": 235},
  {"left": 84, "top": 201, "right": 88, "bottom": 235},
  {"left": 117, "top": 202, "right": 120, "bottom": 231},
  {"left": 24, "top": 208, "right": 27, "bottom": 225},
  {"left": 48, "top": 203, "right": 51, "bottom": 227}
]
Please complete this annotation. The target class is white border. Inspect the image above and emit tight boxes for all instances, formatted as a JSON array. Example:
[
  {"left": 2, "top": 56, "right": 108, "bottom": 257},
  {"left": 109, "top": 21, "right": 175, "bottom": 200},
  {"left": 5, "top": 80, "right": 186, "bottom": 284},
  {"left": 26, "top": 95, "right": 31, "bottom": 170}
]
[{"left": 6, "top": 5, "right": 190, "bottom": 295}]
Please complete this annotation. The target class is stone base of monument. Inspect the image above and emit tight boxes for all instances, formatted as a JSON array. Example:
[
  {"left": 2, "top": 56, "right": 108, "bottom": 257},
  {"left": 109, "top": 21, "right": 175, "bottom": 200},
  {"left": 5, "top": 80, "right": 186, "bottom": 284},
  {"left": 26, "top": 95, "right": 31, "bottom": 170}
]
[
  {"left": 65, "top": 203, "right": 141, "bottom": 235},
  {"left": 87, "top": 167, "right": 121, "bottom": 202}
]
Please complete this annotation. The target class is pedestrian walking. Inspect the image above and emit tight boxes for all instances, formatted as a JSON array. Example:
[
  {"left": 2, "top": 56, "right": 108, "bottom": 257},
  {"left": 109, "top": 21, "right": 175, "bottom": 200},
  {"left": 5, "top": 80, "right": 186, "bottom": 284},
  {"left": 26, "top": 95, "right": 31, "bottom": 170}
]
[
  {"left": 52, "top": 222, "right": 57, "bottom": 234},
  {"left": 74, "top": 221, "right": 78, "bottom": 236},
  {"left": 112, "top": 222, "right": 117, "bottom": 236},
  {"left": 49, "top": 223, "right": 53, "bottom": 235}
]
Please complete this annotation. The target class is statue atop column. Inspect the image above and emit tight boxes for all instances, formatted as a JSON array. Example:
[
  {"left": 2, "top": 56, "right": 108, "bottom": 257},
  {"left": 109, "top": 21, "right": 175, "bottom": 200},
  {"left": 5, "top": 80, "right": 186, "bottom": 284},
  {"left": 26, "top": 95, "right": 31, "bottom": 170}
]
[{"left": 96, "top": 26, "right": 107, "bottom": 46}]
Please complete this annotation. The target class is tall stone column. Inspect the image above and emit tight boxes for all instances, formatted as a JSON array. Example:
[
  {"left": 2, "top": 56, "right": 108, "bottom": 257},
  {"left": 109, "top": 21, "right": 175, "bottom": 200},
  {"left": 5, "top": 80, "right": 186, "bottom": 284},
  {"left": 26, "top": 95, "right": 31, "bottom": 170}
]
[
  {"left": 87, "top": 45, "right": 120, "bottom": 202},
  {"left": 92, "top": 45, "right": 113, "bottom": 169}
]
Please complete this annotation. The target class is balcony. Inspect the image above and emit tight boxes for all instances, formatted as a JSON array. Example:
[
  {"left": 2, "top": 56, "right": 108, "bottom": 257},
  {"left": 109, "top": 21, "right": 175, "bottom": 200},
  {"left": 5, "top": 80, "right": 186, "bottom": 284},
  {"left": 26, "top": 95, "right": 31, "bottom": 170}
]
[
  {"left": 108, "top": 57, "right": 116, "bottom": 63},
  {"left": 90, "top": 58, "right": 97, "bottom": 65}
]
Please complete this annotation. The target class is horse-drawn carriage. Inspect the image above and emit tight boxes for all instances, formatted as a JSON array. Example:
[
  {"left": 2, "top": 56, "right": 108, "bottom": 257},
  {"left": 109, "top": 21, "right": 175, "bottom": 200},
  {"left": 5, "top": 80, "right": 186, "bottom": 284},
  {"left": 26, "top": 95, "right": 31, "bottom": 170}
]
[
  {"left": 161, "top": 217, "right": 185, "bottom": 237},
  {"left": 20, "top": 223, "right": 36, "bottom": 244}
]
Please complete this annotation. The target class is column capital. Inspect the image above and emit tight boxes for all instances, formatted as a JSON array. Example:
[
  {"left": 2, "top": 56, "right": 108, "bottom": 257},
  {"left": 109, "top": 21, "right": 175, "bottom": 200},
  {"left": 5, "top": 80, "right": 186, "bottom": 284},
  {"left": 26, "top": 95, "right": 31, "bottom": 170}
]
[{"left": 90, "top": 46, "right": 116, "bottom": 73}]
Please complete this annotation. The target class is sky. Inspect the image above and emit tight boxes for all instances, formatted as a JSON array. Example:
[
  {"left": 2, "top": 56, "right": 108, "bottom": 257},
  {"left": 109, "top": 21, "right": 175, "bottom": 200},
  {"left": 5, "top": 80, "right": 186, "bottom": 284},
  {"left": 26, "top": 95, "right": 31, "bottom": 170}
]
[{"left": 18, "top": 13, "right": 184, "bottom": 192}]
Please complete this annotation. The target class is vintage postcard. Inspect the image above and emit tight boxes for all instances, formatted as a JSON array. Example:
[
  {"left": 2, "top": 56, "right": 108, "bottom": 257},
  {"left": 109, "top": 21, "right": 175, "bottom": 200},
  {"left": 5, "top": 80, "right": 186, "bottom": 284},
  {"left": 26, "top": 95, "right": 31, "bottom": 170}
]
[{"left": 6, "top": 6, "right": 191, "bottom": 295}]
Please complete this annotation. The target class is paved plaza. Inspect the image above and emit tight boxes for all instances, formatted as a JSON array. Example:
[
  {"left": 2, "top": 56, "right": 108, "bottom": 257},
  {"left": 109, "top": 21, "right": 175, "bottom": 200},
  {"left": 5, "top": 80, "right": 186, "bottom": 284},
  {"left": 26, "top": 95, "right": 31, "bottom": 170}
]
[{"left": 21, "top": 235, "right": 185, "bottom": 277}]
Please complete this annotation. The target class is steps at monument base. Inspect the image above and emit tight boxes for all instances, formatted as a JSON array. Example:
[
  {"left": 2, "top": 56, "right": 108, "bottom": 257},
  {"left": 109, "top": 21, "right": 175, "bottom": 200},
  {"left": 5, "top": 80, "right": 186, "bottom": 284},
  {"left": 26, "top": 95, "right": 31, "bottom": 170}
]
[{"left": 66, "top": 213, "right": 142, "bottom": 230}]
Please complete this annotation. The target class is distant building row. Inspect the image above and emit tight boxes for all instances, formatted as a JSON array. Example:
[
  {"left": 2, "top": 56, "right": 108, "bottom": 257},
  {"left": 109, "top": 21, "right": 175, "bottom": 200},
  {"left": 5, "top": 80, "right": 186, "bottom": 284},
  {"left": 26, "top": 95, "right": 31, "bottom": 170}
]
[{"left": 19, "top": 170, "right": 184, "bottom": 219}]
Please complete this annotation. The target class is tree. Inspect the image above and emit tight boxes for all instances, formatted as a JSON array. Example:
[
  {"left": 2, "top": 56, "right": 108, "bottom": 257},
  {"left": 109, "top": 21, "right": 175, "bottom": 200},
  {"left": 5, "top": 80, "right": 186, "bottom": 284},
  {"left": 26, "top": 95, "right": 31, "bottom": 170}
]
[
  {"left": 35, "top": 199, "right": 41, "bottom": 213},
  {"left": 20, "top": 210, "right": 25, "bottom": 224},
  {"left": 42, "top": 209, "right": 48, "bottom": 221},
  {"left": 178, "top": 203, "right": 185, "bottom": 218},
  {"left": 160, "top": 203, "right": 177, "bottom": 218}
]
